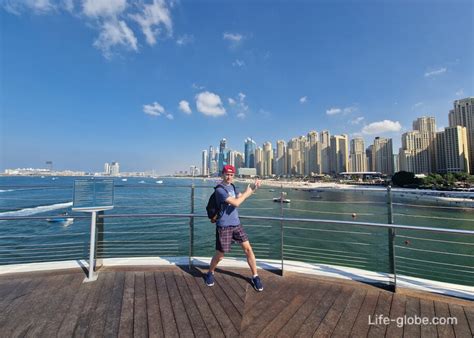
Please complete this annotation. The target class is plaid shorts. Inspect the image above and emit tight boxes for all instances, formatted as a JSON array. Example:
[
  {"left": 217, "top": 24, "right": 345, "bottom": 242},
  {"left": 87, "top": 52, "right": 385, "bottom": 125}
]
[{"left": 216, "top": 224, "right": 249, "bottom": 253}]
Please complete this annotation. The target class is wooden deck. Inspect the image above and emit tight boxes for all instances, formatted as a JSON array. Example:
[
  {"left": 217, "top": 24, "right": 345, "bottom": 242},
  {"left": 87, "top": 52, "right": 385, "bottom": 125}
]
[{"left": 0, "top": 266, "right": 472, "bottom": 337}]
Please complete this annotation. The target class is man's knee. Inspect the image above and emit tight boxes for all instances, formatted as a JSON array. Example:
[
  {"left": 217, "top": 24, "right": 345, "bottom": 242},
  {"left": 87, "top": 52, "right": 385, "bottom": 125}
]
[
  {"left": 215, "top": 250, "right": 225, "bottom": 260},
  {"left": 242, "top": 243, "right": 254, "bottom": 256}
]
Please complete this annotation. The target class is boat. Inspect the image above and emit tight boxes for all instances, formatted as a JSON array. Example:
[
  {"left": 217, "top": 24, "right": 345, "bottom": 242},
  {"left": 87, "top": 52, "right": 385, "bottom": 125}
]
[
  {"left": 139, "top": 180, "right": 146, "bottom": 184},
  {"left": 269, "top": 189, "right": 275, "bottom": 192},
  {"left": 46, "top": 213, "right": 74, "bottom": 225},
  {"left": 310, "top": 195, "right": 322, "bottom": 199},
  {"left": 121, "top": 178, "right": 128, "bottom": 182},
  {"left": 273, "top": 197, "right": 291, "bottom": 203},
  {"left": 156, "top": 180, "right": 163, "bottom": 184}
]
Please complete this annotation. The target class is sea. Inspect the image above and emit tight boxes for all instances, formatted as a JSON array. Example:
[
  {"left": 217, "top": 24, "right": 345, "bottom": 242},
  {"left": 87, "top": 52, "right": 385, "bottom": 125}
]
[{"left": 0, "top": 176, "right": 472, "bottom": 287}]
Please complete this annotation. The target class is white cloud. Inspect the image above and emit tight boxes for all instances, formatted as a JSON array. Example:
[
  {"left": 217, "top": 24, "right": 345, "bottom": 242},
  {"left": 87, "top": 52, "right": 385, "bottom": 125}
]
[
  {"left": 362, "top": 120, "right": 402, "bottom": 135},
  {"left": 195, "top": 91, "right": 226, "bottom": 117},
  {"left": 237, "top": 113, "right": 246, "bottom": 119},
  {"left": 456, "top": 89, "right": 464, "bottom": 97},
  {"left": 228, "top": 98, "right": 236, "bottom": 105},
  {"left": 223, "top": 32, "right": 243, "bottom": 42},
  {"left": 178, "top": 100, "right": 192, "bottom": 114},
  {"left": 3, "top": 0, "right": 56, "bottom": 14},
  {"left": 166, "top": 113, "right": 174, "bottom": 120},
  {"left": 83, "top": 0, "right": 126, "bottom": 17},
  {"left": 424, "top": 67, "right": 447, "bottom": 77},
  {"left": 343, "top": 106, "right": 356, "bottom": 114},
  {"left": 259, "top": 109, "right": 271, "bottom": 118},
  {"left": 350, "top": 117, "right": 365, "bottom": 125},
  {"left": 176, "top": 34, "right": 193, "bottom": 46},
  {"left": 143, "top": 102, "right": 165, "bottom": 116},
  {"left": 326, "top": 108, "right": 342, "bottom": 115},
  {"left": 192, "top": 83, "right": 205, "bottom": 90},
  {"left": 412, "top": 102, "right": 423, "bottom": 109},
  {"left": 299, "top": 96, "right": 307, "bottom": 104},
  {"left": 93, "top": 19, "right": 138, "bottom": 58},
  {"left": 232, "top": 59, "right": 245, "bottom": 67},
  {"left": 129, "top": 0, "right": 172, "bottom": 46}
]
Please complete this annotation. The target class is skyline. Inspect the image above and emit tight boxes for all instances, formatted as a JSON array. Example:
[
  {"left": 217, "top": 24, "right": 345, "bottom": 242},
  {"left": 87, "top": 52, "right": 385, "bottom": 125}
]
[{"left": 1, "top": 0, "right": 473, "bottom": 174}]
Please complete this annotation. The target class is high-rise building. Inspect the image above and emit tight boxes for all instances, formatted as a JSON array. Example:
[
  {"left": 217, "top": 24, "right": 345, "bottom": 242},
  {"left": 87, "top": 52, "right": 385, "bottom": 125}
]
[
  {"left": 372, "top": 137, "right": 393, "bottom": 175},
  {"left": 449, "top": 98, "right": 474, "bottom": 173},
  {"left": 330, "top": 134, "right": 349, "bottom": 174},
  {"left": 436, "top": 126, "right": 470, "bottom": 173},
  {"left": 287, "top": 138, "right": 301, "bottom": 175},
  {"left": 110, "top": 162, "right": 120, "bottom": 176},
  {"left": 275, "top": 140, "right": 287, "bottom": 176},
  {"left": 366, "top": 145, "right": 373, "bottom": 171},
  {"left": 201, "top": 150, "right": 209, "bottom": 176},
  {"left": 255, "top": 147, "right": 264, "bottom": 176},
  {"left": 262, "top": 141, "right": 273, "bottom": 177},
  {"left": 244, "top": 138, "right": 257, "bottom": 168},
  {"left": 208, "top": 146, "right": 216, "bottom": 175},
  {"left": 319, "top": 130, "right": 331, "bottom": 174},
  {"left": 104, "top": 162, "right": 110, "bottom": 175},
  {"left": 350, "top": 138, "right": 366, "bottom": 172},
  {"left": 413, "top": 116, "right": 437, "bottom": 172},
  {"left": 218, "top": 139, "right": 227, "bottom": 172},
  {"left": 399, "top": 131, "right": 431, "bottom": 174},
  {"left": 307, "top": 131, "right": 320, "bottom": 175}
]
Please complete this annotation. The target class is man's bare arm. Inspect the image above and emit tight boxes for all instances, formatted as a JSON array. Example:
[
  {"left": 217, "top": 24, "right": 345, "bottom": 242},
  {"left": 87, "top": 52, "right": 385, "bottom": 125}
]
[{"left": 225, "top": 186, "right": 254, "bottom": 207}]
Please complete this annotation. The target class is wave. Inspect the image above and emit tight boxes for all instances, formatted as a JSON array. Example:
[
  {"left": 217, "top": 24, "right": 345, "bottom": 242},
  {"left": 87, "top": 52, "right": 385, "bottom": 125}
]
[
  {"left": 0, "top": 189, "right": 14, "bottom": 193},
  {"left": 0, "top": 202, "right": 73, "bottom": 217}
]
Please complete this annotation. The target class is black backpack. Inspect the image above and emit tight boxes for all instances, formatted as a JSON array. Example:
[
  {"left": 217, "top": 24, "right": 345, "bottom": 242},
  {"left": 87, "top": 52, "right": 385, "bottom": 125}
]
[{"left": 206, "top": 184, "right": 236, "bottom": 223}]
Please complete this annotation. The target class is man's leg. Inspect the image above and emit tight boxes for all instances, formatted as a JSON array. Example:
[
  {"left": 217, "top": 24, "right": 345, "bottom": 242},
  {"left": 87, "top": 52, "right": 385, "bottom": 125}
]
[
  {"left": 241, "top": 241, "right": 257, "bottom": 276},
  {"left": 209, "top": 250, "right": 225, "bottom": 273}
]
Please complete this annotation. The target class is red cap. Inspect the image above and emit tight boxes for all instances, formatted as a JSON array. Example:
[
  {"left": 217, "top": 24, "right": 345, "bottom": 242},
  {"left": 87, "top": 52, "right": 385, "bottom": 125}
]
[{"left": 222, "top": 165, "right": 236, "bottom": 174}]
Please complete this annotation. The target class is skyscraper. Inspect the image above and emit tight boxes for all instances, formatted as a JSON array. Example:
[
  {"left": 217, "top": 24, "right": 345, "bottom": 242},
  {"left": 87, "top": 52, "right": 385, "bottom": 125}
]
[
  {"left": 263, "top": 141, "right": 273, "bottom": 177},
  {"left": 399, "top": 130, "right": 431, "bottom": 174},
  {"left": 218, "top": 138, "right": 227, "bottom": 172},
  {"left": 436, "top": 126, "right": 470, "bottom": 173},
  {"left": 319, "top": 130, "right": 331, "bottom": 174},
  {"left": 350, "top": 138, "right": 366, "bottom": 172},
  {"left": 366, "top": 145, "right": 373, "bottom": 171},
  {"left": 202, "top": 150, "right": 209, "bottom": 176},
  {"left": 372, "top": 137, "right": 394, "bottom": 175},
  {"left": 275, "top": 140, "right": 287, "bottom": 176},
  {"left": 330, "top": 134, "right": 348, "bottom": 174},
  {"left": 449, "top": 98, "right": 474, "bottom": 173},
  {"left": 244, "top": 138, "right": 257, "bottom": 168},
  {"left": 110, "top": 162, "right": 120, "bottom": 176},
  {"left": 255, "top": 147, "right": 264, "bottom": 176},
  {"left": 307, "top": 131, "right": 320, "bottom": 175}
]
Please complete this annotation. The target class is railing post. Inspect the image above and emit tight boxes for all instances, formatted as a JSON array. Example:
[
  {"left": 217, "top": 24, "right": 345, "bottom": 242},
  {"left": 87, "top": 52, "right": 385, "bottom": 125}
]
[
  {"left": 280, "top": 184, "right": 284, "bottom": 276},
  {"left": 85, "top": 211, "right": 99, "bottom": 282},
  {"left": 96, "top": 210, "right": 104, "bottom": 270},
  {"left": 189, "top": 184, "right": 195, "bottom": 269},
  {"left": 387, "top": 185, "right": 397, "bottom": 292}
]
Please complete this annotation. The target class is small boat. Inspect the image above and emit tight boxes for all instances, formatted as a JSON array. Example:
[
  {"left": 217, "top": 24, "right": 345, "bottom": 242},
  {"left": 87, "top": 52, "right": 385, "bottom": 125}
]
[
  {"left": 156, "top": 180, "right": 163, "bottom": 184},
  {"left": 51, "top": 177, "right": 58, "bottom": 180},
  {"left": 269, "top": 189, "right": 275, "bottom": 192},
  {"left": 273, "top": 197, "right": 291, "bottom": 203},
  {"left": 139, "top": 180, "right": 146, "bottom": 183},
  {"left": 310, "top": 195, "right": 322, "bottom": 199},
  {"left": 121, "top": 178, "right": 128, "bottom": 182},
  {"left": 46, "top": 217, "right": 74, "bottom": 223}
]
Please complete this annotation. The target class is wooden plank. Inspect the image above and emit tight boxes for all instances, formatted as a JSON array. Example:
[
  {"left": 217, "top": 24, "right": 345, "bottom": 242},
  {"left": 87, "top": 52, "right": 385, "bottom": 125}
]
[
  {"left": 349, "top": 289, "right": 380, "bottom": 337},
  {"left": 419, "top": 299, "right": 437, "bottom": 338},
  {"left": 0, "top": 277, "right": 39, "bottom": 314},
  {"left": 367, "top": 291, "right": 393, "bottom": 338},
  {"left": 85, "top": 272, "right": 117, "bottom": 337},
  {"left": 385, "top": 294, "right": 406, "bottom": 337},
  {"left": 434, "top": 301, "right": 455, "bottom": 338},
  {"left": 312, "top": 286, "right": 355, "bottom": 337},
  {"left": 57, "top": 276, "right": 97, "bottom": 337},
  {"left": 194, "top": 271, "right": 239, "bottom": 337},
  {"left": 7, "top": 275, "right": 68, "bottom": 337},
  {"left": 164, "top": 271, "right": 194, "bottom": 337},
  {"left": 294, "top": 285, "right": 342, "bottom": 337},
  {"left": 449, "top": 303, "right": 471, "bottom": 338},
  {"left": 173, "top": 270, "right": 209, "bottom": 337},
  {"left": 214, "top": 274, "right": 244, "bottom": 315},
  {"left": 36, "top": 274, "right": 85, "bottom": 337},
  {"left": 134, "top": 272, "right": 149, "bottom": 338},
  {"left": 144, "top": 271, "right": 164, "bottom": 337},
  {"left": 182, "top": 271, "right": 225, "bottom": 337},
  {"left": 330, "top": 288, "right": 367, "bottom": 338},
  {"left": 209, "top": 274, "right": 242, "bottom": 332},
  {"left": 103, "top": 272, "right": 126, "bottom": 338},
  {"left": 403, "top": 296, "right": 420, "bottom": 338},
  {"left": 464, "top": 306, "right": 474, "bottom": 335},
  {"left": 259, "top": 294, "right": 307, "bottom": 337},
  {"left": 74, "top": 272, "right": 108, "bottom": 337},
  {"left": 155, "top": 271, "right": 179, "bottom": 337},
  {"left": 117, "top": 272, "right": 135, "bottom": 338},
  {"left": 241, "top": 279, "right": 313, "bottom": 337}
]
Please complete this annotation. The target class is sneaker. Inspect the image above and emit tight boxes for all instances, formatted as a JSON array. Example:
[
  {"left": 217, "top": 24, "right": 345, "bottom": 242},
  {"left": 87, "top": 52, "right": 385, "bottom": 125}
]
[
  {"left": 205, "top": 272, "right": 215, "bottom": 287},
  {"left": 251, "top": 276, "right": 263, "bottom": 292}
]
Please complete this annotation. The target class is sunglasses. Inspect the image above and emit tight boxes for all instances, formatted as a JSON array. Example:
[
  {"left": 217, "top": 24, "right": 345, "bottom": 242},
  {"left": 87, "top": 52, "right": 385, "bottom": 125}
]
[{"left": 224, "top": 173, "right": 234, "bottom": 176}]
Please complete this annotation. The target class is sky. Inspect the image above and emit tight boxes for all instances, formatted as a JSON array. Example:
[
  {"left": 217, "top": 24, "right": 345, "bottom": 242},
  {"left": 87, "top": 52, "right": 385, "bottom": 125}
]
[{"left": 1, "top": 0, "right": 473, "bottom": 174}]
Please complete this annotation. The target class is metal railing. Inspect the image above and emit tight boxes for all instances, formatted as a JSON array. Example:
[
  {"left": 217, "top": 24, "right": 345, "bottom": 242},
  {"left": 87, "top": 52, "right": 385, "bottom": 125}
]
[{"left": 0, "top": 184, "right": 473, "bottom": 291}]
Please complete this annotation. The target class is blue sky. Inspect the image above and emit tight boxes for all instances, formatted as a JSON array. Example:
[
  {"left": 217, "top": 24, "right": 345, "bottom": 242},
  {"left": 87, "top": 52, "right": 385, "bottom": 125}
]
[{"left": 1, "top": 0, "right": 473, "bottom": 174}]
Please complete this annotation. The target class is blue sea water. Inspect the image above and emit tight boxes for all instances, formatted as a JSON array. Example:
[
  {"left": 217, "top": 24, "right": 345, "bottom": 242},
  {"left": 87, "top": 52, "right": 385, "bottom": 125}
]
[{"left": 0, "top": 176, "right": 472, "bottom": 286}]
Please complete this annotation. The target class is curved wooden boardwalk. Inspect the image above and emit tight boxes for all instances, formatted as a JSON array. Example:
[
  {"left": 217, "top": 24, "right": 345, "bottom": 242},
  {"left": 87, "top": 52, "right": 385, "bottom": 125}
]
[{"left": 0, "top": 266, "right": 472, "bottom": 337}]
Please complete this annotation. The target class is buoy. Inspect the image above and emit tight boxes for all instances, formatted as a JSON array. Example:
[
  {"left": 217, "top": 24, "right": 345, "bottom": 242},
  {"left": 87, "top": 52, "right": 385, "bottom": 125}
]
[{"left": 352, "top": 213, "right": 357, "bottom": 218}]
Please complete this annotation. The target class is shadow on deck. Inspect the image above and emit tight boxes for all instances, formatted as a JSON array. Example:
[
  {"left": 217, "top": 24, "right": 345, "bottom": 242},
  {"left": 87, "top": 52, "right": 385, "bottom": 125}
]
[{"left": 0, "top": 266, "right": 472, "bottom": 337}]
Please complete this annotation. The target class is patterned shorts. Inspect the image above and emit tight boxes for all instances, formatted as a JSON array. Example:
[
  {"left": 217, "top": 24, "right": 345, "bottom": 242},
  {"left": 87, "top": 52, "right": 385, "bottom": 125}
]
[{"left": 216, "top": 224, "right": 249, "bottom": 253}]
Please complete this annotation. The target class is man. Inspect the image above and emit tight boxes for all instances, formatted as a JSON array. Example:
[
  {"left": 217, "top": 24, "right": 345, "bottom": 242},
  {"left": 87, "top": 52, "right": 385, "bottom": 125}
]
[{"left": 205, "top": 164, "right": 263, "bottom": 291}]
